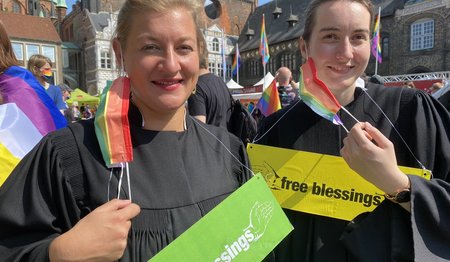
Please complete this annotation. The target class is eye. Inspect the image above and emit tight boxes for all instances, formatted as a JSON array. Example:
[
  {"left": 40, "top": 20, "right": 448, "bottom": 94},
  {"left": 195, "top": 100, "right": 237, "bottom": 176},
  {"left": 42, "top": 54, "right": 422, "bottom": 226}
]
[
  {"left": 322, "top": 33, "right": 339, "bottom": 41},
  {"left": 178, "top": 44, "right": 194, "bottom": 54},
  {"left": 351, "top": 33, "right": 369, "bottom": 45},
  {"left": 141, "top": 44, "right": 159, "bottom": 51}
]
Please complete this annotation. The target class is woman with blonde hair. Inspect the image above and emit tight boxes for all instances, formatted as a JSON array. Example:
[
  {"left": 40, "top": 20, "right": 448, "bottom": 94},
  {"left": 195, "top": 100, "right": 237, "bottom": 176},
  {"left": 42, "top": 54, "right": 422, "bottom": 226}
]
[{"left": 0, "top": 0, "right": 251, "bottom": 261}]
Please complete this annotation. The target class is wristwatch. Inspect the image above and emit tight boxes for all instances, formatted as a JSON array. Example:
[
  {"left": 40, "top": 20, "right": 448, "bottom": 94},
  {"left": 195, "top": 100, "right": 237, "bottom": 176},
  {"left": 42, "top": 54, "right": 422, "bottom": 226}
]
[{"left": 384, "top": 188, "right": 411, "bottom": 203}]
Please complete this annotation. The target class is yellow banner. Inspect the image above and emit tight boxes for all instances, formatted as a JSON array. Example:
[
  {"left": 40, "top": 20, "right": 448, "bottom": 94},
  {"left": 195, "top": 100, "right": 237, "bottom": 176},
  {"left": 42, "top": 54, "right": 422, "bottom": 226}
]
[{"left": 247, "top": 143, "right": 431, "bottom": 221}]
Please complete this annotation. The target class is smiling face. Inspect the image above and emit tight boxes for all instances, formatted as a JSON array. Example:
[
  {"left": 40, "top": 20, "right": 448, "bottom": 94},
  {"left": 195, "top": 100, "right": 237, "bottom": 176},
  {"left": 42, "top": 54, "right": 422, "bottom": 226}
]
[
  {"left": 300, "top": 0, "right": 371, "bottom": 103},
  {"left": 115, "top": 8, "right": 199, "bottom": 119}
]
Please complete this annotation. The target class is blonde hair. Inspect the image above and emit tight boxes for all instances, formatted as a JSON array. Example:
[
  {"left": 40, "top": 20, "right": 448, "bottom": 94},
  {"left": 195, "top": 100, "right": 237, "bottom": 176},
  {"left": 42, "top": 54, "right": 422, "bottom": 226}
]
[
  {"left": 27, "top": 54, "right": 52, "bottom": 77},
  {"left": 114, "top": 0, "right": 203, "bottom": 51}
]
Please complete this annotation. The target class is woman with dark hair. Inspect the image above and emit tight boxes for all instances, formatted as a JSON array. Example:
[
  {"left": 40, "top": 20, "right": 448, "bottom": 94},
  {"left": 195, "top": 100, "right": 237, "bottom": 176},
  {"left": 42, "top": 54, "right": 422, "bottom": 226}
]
[{"left": 257, "top": 0, "right": 450, "bottom": 261}]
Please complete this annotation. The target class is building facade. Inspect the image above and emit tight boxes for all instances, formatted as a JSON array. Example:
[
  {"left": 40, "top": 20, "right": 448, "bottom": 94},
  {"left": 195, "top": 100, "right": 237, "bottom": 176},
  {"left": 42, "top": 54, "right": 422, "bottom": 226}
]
[
  {"left": 0, "top": 12, "right": 64, "bottom": 85},
  {"left": 237, "top": 0, "right": 450, "bottom": 87}
]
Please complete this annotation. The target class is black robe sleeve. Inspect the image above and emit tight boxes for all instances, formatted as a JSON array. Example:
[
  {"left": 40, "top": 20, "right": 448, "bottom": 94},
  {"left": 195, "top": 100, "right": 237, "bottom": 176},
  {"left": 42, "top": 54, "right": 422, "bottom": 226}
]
[
  {"left": 342, "top": 89, "right": 450, "bottom": 261},
  {"left": 0, "top": 128, "right": 81, "bottom": 261}
]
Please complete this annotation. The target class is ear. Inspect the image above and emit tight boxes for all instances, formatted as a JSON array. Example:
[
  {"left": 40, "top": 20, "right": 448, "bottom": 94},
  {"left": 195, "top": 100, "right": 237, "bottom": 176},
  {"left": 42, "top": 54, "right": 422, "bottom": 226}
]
[
  {"left": 299, "top": 37, "right": 307, "bottom": 58},
  {"left": 112, "top": 38, "right": 123, "bottom": 69}
]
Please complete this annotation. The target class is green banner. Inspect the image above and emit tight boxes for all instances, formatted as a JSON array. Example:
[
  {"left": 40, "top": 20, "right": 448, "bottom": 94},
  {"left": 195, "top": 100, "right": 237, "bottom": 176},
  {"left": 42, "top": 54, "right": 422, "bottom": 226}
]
[{"left": 150, "top": 174, "right": 293, "bottom": 262}]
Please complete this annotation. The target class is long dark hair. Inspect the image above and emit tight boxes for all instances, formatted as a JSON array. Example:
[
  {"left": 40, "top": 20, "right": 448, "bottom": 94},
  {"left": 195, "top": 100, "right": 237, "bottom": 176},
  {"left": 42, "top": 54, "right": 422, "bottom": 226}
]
[{"left": 0, "top": 20, "right": 19, "bottom": 72}]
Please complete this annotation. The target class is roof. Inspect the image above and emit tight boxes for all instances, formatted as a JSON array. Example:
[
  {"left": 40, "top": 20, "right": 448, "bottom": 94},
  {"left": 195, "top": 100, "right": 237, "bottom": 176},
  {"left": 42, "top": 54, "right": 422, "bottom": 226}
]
[
  {"left": 239, "top": 0, "right": 308, "bottom": 52},
  {"left": 0, "top": 13, "right": 61, "bottom": 44},
  {"left": 89, "top": 12, "right": 111, "bottom": 32},
  {"left": 62, "top": 42, "right": 81, "bottom": 50},
  {"left": 239, "top": 0, "right": 403, "bottom": 53}
]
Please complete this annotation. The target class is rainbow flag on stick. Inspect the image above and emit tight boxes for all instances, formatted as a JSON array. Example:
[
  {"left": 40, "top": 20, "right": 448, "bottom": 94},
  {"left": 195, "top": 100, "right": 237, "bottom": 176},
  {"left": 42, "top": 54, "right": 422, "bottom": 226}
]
[
  {"left": 259, "top": 14, "right": 270, "bottom": 66},
  {"left": 299, "top": 58, "right": 343, "bottom": 125},
  {"left": 256, "top": 78, "right": 281, "bottom": 116},
  {"left": 95, "top": 77, "right": 133, "bottom": 167},
  {"left": 371, "top": 8, "right": 382, "bottom": 64},
  {"left": 231, "top": 43, "right": 241, "bottom": 77}
]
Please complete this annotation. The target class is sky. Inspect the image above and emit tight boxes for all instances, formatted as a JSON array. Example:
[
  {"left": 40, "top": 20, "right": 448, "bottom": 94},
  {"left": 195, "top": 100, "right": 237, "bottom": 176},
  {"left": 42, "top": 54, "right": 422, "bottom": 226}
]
[{"left": 67, "top": 0, "right": 273, "bottom": 13}]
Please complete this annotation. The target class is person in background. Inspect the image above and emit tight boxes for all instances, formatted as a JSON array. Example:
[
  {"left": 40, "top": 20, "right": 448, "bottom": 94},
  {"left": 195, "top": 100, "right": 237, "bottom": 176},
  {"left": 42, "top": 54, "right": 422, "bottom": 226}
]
[
  {"left": 59, "top": 83, "right": 75, "bottom": 122},
  {"left": 27, "top": 54, "right": 66, "bottom": 114},
  {"left": 0, "top": 20, "right": 66, "bottom": 186},
  {"left": 257, "top": 0, "right": 450, "bottom": 260},
  {"left": 0, "top": 0, "right": 251, "bottom": 260},
  {"left": 71, "top": 101, "right": 81, "bottom": 121},
  {"left": 188, "top": 35, "right": 233, "bottom": 129},
  {"left": 403, "top": 81, "right": 416, "bottom": 89},
  {"left": 276, "top": 67, "right": 298, "bottom": 108},
  {"left": 429, "top": 82, "right": 443, "bottom": 94}
]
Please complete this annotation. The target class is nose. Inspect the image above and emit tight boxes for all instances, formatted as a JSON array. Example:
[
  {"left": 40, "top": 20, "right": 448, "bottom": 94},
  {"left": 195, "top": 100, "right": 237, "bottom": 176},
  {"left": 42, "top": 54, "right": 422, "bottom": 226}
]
[
  {"left": 336, "top": 38, "right": 354, "bottom": 61},
  {"left": 159, "top": 49, "right": 181, "bottom": 73}
]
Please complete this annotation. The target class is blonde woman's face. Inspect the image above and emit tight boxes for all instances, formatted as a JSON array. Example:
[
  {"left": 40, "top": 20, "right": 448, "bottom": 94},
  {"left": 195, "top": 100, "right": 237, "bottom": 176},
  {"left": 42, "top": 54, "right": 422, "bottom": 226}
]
[{"left": 121, "top": 8, "right": 199, "bottom": 115}]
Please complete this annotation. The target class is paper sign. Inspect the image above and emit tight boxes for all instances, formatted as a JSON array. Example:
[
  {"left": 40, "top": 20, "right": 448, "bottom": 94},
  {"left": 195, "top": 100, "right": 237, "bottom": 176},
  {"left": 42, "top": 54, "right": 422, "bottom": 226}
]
[
  {"left": 150, "top": 174, "right": 293, "bottom": 262},
  {"left": 247, "top": 143, "right": 431, "bottom": 221}
]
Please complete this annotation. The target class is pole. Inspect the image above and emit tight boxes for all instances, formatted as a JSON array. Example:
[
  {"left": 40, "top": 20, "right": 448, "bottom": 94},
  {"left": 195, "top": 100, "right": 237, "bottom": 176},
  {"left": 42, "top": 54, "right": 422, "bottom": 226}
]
[
  {"left": 236, "top": 43, "right": 239, "bottom": 84},
  {"left": 374, "top": 7, "right": 381, "bottom": 75}
]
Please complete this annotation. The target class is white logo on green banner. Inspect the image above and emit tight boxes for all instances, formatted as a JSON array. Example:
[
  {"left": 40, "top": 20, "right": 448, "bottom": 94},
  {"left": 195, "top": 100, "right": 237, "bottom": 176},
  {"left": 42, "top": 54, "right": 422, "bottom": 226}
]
[{"left": 150, "top": 174, "right": 293, "bottom": 262}]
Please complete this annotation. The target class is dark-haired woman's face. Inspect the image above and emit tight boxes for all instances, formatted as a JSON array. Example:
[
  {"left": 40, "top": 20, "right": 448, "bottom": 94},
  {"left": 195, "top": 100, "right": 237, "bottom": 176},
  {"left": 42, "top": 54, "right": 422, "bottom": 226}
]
[{"left": 301, "top": 1, "right": 371, "bottom": 94}]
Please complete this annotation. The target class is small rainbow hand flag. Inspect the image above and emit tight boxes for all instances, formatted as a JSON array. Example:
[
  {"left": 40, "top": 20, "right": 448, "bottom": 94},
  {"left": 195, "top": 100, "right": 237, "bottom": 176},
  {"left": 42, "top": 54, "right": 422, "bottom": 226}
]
[
  {"left": 299, "top": 58, "right": 343, "bottom": 125},
  {"left": 371, "top": 11, "right": 382, "bottom": 64},
  {"left": 95, "top": 77, "right": 133, "bottom": 167},
  {"left": 256, "top": 78, "right": 281, "bottom": 116},
  {"left": 0, "top": 66, "right": 67, "bottom": 135}
]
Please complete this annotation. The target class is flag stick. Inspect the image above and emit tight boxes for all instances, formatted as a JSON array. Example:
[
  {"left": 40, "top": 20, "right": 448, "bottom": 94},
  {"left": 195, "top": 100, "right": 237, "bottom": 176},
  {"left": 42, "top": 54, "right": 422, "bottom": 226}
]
[{"left": 374, "top": 7, "right": 381, "bottom": 75}]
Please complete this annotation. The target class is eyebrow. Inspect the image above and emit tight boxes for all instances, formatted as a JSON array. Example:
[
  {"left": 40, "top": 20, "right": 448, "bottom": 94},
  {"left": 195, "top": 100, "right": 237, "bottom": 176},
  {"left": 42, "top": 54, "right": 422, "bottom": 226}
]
[
  {"left": 137, "top": 34, "right": 196, "bottom": 42},
  {"left": 319, "top": 27, "right": 370, "bottom": 34}
]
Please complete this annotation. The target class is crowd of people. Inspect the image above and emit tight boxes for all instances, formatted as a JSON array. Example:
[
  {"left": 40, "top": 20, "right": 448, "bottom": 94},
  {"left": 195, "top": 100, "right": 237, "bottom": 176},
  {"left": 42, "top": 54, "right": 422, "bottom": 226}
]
[{"left": 0, "top": 0, "right": 449, "bottom": 261}]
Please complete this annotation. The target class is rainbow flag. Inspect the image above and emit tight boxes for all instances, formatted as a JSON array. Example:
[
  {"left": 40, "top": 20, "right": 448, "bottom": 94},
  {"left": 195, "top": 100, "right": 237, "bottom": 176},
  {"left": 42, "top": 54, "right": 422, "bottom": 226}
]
[
  {"left": 0, "top": 103, "right": 44, "bottom": 186},
  {"left": 259, "top": 14, "right": 270, "bottom": 65},
  {"left": 231, "top": 43, "right": 241, "bottom": 76},
  {"left": 371, "top": 11, "right": 382, "bottom": 64},
  {"left": 256, "top": 78, "right": 281, "bottom": 116},
  {"left": 0, "top": 66, "right": 67, "bottom": 135},
  {"left": 299, "top": 58, "right": 343, "bottom": 125},
  {"left": 95, "top": 77, "right": 133, "bottom": 167}
]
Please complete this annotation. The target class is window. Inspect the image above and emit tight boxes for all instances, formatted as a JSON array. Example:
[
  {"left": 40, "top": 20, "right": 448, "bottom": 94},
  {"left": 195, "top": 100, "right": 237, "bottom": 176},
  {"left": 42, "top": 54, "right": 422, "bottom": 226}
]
[
  {"left": 218, "top": 62, "right": 223, "bottom": 78},
  {"left": 382, "top": 37, "right": 389, "bottom": 59},
  {"left": 42, "top": 46, "right": 55, "bottom": 63},
  {"left": 12, "top": 43, "right": 24, "bottom": 61},
  {"left": 280, "top": 53, "right": 296, "bottom": 72},
  {"left": 268, "top": 56, "right": 277, "bottom": 75},
  {"left": 411, "top": 19, "right": 434, "bottom": 51},
  {"left": 12, "top": 0, "right": 21, "bottom": 13},
  {"left": 209, "top": 62, "right": 215, "bottom": 74},
  {"left": 248, "top": 60, "right": 259, "bottom": 77},
  {"left": 212, "top": 38, "right": 219, "bottom": 52},
  {"left": 63, "top": 49, "right": 69, "bottom": 68},
  {"left": 26, "top": 44, "right": 39, "bottom": 60},
  {"left": 100, "top": 50, "right": 111, "bottom": 69}
]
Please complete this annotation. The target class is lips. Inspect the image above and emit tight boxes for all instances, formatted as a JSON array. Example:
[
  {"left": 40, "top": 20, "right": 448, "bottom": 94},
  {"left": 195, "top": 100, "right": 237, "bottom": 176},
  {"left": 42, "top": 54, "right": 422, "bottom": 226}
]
[
  {"left": 152, "top": 79, "right": 183, "bottom": 91},
  {"left": 328, "top": 65, "right": 354, "bottom": 73}
]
